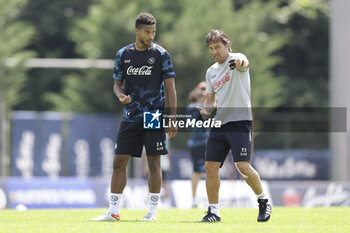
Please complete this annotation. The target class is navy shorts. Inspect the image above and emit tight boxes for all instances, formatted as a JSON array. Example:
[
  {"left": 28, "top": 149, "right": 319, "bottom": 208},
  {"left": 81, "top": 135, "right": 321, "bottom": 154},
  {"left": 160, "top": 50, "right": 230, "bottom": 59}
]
[
  {"left": 206, "top": 121, "right": 252, "bottom": 166},
  {"left": 190, "top": 145, "right": 206, "bottom": 173},
  {"left": 115, "top": 121, "right": 167, "bottom": 157}
]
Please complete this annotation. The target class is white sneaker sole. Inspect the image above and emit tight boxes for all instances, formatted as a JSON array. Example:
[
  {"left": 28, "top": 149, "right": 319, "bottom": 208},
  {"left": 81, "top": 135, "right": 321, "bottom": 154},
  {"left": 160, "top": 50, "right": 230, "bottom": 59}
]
[{"left": 141, "top": 215, "right": 157, "bottom": 221}]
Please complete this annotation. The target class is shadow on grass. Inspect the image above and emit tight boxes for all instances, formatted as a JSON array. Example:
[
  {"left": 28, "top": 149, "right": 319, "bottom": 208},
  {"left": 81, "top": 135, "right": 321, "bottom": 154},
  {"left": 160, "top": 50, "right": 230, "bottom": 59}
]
[
  {"left": 88, "top": 220, "right": 143, "bottom": 223},
  {"left": 88, "top": 220, "right": 206, "bottom": 223}
]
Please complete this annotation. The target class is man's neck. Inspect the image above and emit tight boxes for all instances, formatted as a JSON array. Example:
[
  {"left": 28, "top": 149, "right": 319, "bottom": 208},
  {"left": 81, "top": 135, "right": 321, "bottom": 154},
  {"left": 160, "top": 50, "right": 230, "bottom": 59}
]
[
  {"left": 218, "top": 54, "right": 229, "bottom": 64},
  {"left": 135, "top": 41, "right": 151, "bottom": 51}
]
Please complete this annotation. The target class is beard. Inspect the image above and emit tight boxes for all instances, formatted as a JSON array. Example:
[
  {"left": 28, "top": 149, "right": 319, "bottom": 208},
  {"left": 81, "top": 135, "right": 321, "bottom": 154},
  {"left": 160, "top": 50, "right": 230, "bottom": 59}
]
[{"left": 140, "top": 38, "right": 151, "bottom": 47}]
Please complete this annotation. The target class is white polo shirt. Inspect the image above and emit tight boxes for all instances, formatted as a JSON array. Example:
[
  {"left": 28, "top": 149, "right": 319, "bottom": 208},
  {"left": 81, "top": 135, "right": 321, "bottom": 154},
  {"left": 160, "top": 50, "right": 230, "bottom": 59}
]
[{"left": 206, "top": 52, "right": 253, "bottom": 124}]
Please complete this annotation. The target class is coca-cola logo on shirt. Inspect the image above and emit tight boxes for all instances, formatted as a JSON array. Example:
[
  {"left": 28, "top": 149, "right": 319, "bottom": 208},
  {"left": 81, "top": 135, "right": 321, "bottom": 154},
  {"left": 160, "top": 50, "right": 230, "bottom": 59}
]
[
  {"left": 126, "top": 66, "right": 153, "bottom": 76},
  {"left": 213, "top": 71, "right": 230, "bottom": 90}
]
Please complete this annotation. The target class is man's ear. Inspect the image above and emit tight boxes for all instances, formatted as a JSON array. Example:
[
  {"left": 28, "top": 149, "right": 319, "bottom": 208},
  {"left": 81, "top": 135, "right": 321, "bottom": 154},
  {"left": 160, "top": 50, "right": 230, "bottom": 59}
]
[{"left": 226, "top": 41, "right": 232, "bottom": 52}]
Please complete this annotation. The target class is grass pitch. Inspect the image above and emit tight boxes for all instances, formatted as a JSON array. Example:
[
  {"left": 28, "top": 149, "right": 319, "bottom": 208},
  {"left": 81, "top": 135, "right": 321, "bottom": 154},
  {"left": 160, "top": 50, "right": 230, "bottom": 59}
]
[{"left": 1, "top": 207, "right": 349, "bottom": 233}]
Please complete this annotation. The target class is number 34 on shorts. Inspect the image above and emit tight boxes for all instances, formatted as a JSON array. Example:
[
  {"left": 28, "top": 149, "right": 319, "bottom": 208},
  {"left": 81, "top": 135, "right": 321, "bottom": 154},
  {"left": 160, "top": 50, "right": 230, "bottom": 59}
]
[{"left": 156, "top": 142, "right": 164, "bottom": 151}]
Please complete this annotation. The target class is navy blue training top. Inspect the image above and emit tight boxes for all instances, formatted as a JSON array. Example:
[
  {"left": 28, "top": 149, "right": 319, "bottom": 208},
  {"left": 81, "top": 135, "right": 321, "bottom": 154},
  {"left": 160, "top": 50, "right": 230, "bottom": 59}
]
[
  {"left": 187, "top": 103, "right": 209, "bottom": 147},
  {"left": 113, "top": 43, "right": 175, "bottom": 122}
]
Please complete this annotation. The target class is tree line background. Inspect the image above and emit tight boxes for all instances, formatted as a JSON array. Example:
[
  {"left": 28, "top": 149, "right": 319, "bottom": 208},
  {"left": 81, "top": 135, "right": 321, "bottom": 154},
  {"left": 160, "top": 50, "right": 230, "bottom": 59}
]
[{"left": 0, "top": 0, "right": 330, "bottom": 149}]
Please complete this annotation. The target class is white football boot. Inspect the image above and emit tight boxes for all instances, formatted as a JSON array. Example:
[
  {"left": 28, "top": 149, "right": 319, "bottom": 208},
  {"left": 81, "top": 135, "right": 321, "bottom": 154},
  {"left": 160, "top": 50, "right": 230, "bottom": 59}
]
[
  {"left": 141, "top": 212, "right": 157, "bottom": 221},
  {"left": 90, "top": 211, "right": 120, "bottom": 221}
]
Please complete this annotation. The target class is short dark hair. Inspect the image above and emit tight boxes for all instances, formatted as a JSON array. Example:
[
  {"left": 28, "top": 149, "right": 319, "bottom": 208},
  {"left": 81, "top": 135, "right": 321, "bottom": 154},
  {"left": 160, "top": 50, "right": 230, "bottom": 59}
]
[
  {"left": 135, "top": 13, "right": 156, "bottom": 28},
  {"left": 205, "top": 29, "right": 232, "bottom": 52}
]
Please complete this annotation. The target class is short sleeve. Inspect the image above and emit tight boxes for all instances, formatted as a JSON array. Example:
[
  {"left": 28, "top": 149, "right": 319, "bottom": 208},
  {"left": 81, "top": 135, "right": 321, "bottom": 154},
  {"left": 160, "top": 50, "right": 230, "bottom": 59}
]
[
  {"left": 113, "top": 49, "right": 124, "bottom": 80},
  {"left": 205, "top": 69, "right": 214, "bottom": 94},
  {"left": 161, "top": 51, "right": 176, "bottom": 79}
]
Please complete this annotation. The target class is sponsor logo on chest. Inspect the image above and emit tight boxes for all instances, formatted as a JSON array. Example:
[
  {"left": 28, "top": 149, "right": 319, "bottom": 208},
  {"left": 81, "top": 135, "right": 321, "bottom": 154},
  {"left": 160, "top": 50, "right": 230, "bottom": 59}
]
[
  {"left": 126, "top": 66, "right": 153, "bottom": 76},
  {"left": 212, "top": 71, "right": 230, "bottom": 90}
]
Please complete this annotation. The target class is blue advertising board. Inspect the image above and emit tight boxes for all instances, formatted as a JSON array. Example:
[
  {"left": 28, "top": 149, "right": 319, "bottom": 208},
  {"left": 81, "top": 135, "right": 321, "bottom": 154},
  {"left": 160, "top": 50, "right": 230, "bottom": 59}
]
[
  {"left": 5, "top": 177, "right": 96, "bottom": 209},
  {"left": 11, "top": 112, "right": 64, "bottom": 178},
  {"left": 38, "top": 112, "right": 63, "bottom": 177},
  {"left": 67, "top": 114, "right": 94, "bottom": 177},
  {"left": 167, "top": 150, "right": 240, "bottom": 180},
  {"left": 11, "top": 111, "right": 40, "bottom": 177},
  {"left": 94, "top": 115, "right": 118, "bottom": 177},
  {"left": 252, "top": 150, "right": 330, "bottom": 180},
  {"left": 11, "top": 112, "right": 121, "bottom": 178}
]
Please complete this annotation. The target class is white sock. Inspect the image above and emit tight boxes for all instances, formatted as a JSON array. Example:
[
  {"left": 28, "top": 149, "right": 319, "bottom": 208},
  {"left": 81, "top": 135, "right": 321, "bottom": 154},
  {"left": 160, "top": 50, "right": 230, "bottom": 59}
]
[
  {"left": 256, "top": 192, "right": 266, "bottom": 200},
  {"left": 209, "top": 203, "right": 220, "bottom": 217},
  {"left": 192, "top": 197, "right": 197, "bottom": 206},
  {"left": 109, "top": 193, "right": 122, "bottom": 215},
  {"left": 147, "top": 193, "right": 160, "bottom": 215}
]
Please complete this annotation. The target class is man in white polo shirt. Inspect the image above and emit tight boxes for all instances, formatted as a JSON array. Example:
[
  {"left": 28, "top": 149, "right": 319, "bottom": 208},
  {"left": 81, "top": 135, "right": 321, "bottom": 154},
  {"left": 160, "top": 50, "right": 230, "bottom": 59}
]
[{"left": 197, "top": 29, "right": 272, "bottom": 222}]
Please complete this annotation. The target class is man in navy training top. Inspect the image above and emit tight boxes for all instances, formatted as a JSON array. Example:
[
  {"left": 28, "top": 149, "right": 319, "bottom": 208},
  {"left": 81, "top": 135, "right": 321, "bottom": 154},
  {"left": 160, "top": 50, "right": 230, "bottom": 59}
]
[
  {"left": 91, "top": 12, "right": 177, "bottom": 222},
  {"left": 187, "top": 81, "right": 208, "bottom": 208}
]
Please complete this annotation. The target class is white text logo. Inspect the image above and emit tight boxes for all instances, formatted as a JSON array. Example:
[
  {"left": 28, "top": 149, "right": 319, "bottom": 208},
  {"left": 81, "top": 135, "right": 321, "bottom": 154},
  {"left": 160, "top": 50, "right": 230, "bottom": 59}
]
[
  {"left": 16, "top": 131, "right": 35, "bottom": 178},
  {"left": 240, "top": 147, "right": 248, "bottom": 156},
  {"left": 127, "top": 66, "right": 153, "bottom": 76},
  {"left": 163, "top": 118, "right": 221, "bottom": 129}
]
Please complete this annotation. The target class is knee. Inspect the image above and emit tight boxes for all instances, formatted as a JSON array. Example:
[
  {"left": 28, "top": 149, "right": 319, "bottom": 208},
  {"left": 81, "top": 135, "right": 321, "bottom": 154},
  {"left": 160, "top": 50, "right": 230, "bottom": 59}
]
[
  {"left": 113, "top": 156, "right": 128, "bottom": 171},
  {"left": 205, "top": 162, "right": 219, "bottom": 175},
  {"left": 235, "top": 162, "right": 251, "bottom": 179},
  {"left": 148, "top": 164, "right": 161, "bottom": 174},
  {"left": 148, "top": 159, "right": 161, "bottom": 174}
]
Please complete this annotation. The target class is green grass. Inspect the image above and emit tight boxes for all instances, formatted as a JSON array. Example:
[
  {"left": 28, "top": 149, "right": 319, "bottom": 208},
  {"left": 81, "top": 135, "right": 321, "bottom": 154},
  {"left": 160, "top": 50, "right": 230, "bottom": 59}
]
[{"left": 1, "top": 207, "right": 349, "bottom": 233}]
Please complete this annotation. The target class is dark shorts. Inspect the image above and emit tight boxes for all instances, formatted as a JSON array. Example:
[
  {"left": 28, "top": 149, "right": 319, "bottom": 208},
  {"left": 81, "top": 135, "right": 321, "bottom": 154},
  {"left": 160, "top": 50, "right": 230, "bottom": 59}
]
[
  {"left": 206, "top": 121, "right": 252, "bottom": 166},
  {"left": 190, "top": 145, "right": 206, "bottom": 173},
  {"left": 115, "top": 121, "right": 167, "bottom": 157}
]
